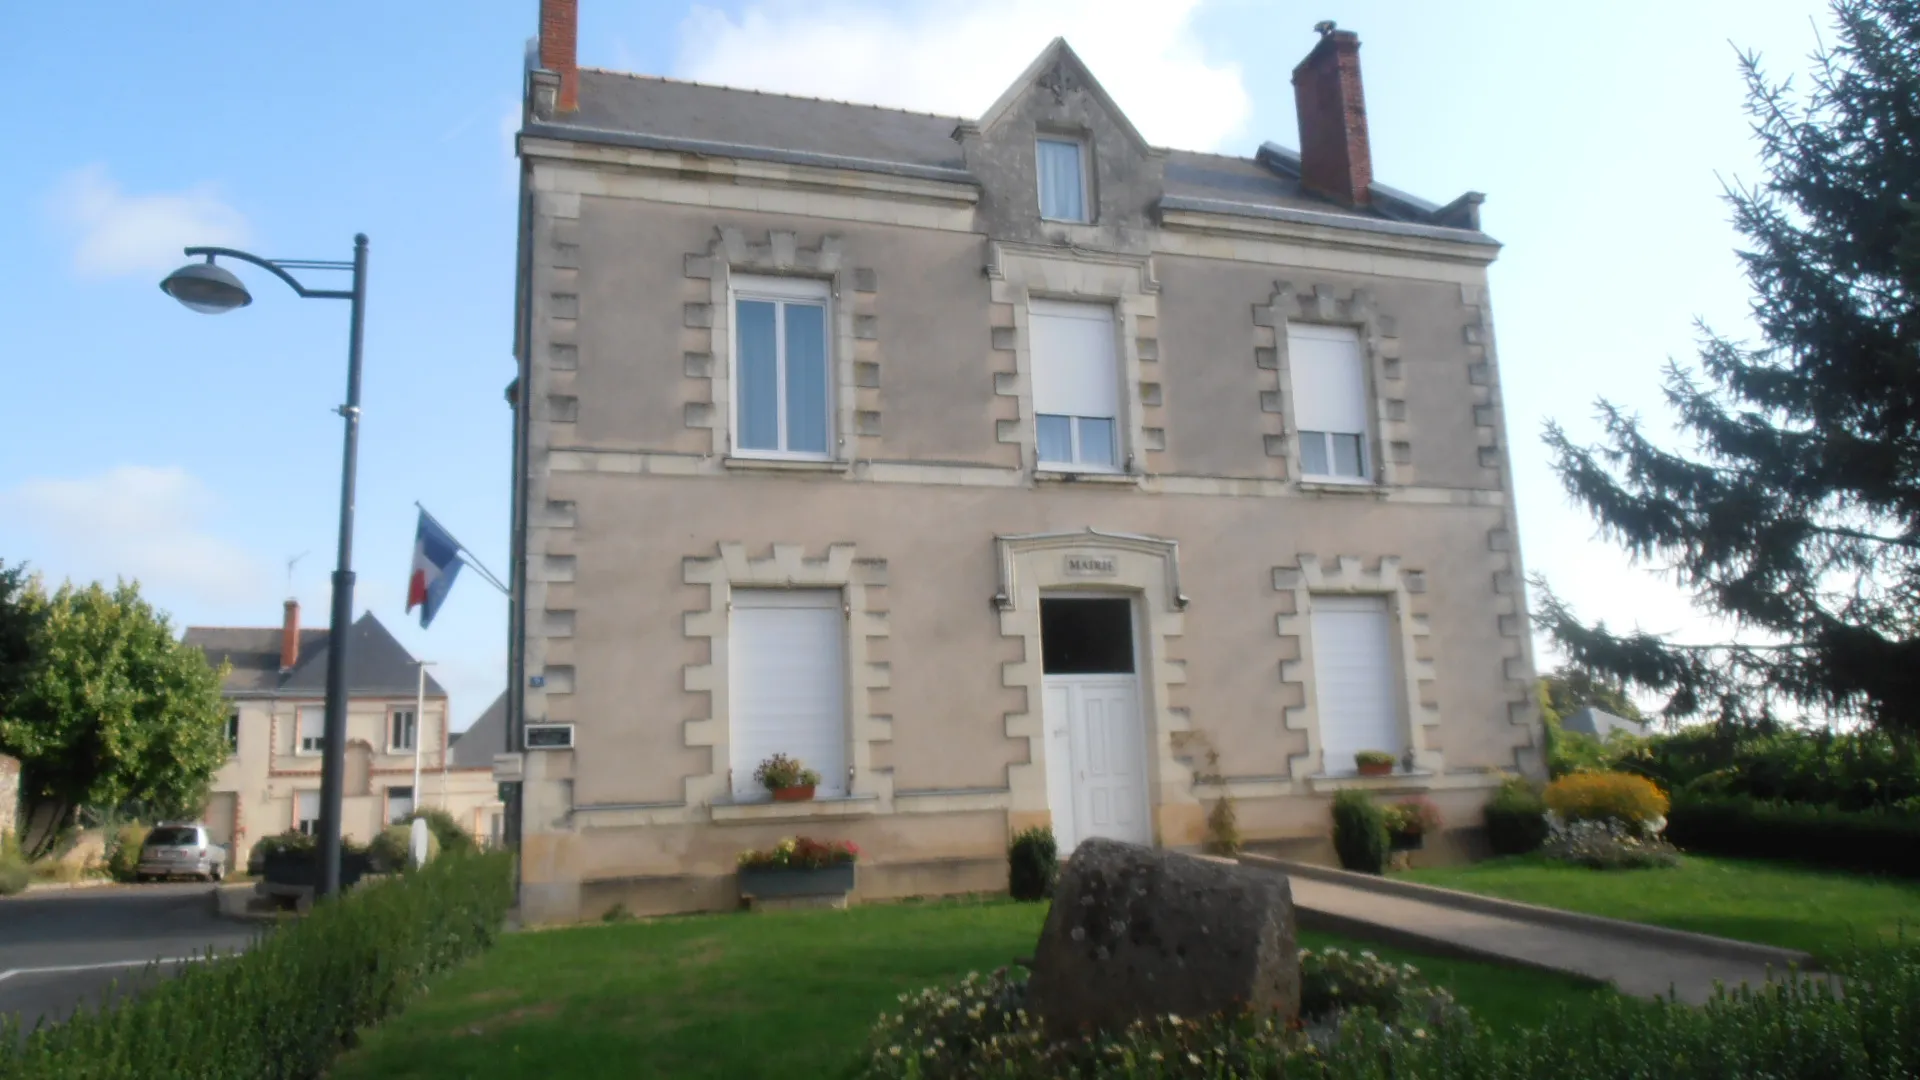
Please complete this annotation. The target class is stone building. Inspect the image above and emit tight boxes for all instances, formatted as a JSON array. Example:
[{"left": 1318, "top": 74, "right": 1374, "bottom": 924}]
[
  {"left": 505, "top": 0, "right": 1540, "bottom": 923},
  {"left": 185, "top": 603, "right": 502, "bottom": 866}
]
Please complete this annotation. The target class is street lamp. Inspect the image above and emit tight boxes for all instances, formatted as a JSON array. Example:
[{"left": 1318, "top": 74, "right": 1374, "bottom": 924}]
[{"left": 161, "top": 235, "right": 369, "bottom": 899}]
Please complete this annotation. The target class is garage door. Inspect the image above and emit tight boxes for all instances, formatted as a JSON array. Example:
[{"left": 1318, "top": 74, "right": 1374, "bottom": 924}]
[
  {"left": 729, "top": 590, "right": 846, "bottom": 800},
  {"left": 1310, "top": 595, "right": 1404, "bottom": 773}
]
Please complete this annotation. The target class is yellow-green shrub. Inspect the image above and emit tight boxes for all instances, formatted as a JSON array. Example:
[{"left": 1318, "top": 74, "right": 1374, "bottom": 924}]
[
  {"left": 105, "top": 824, "right": 150, "bottom": 881},
  {"left": 1545, "top": 772, "right": 1669, "bottom": 829}
]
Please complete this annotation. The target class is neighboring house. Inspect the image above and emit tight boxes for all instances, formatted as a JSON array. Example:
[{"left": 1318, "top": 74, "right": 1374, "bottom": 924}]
[
  {"left": 185, "top": 602, "right": 502, "bottom": 866},
  {"left": 1561, "top": 707, "right": 1646, "bottom": 741},
  {"left": 506, "top": 1, "right": 1540, "bottom": 923},
  {"left": 451, "top": 692, "right": 511, "bottom": 847}
]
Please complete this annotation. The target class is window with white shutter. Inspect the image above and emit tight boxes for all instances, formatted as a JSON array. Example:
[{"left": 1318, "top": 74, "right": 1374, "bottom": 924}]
[
  {"left": 729, "top": 589, "right": 847, "bottom": 800},
  {"left": 1031, "top": 300, "right": 1120, "bottom": 470},
  {"left": 1287, "top": 324, "right": 1371, "bottom": 481},
  {"left": 1309, "top": 595, "right": 1404, "bottom": 773},
  {"left": 295, "top": 791, "right": 322, "bottom": 836},
  {"left": 297, "top": 706, "right": 326, "bottom": 755}
]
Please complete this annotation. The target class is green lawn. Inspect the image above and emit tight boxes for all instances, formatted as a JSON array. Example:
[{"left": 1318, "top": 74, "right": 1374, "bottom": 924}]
[
  {"left": 332, "top": 899, "right": 1608, "bottom": 1080},
  {"left": 1403, "top": 854, "right": 1920, "bottom": 962}
]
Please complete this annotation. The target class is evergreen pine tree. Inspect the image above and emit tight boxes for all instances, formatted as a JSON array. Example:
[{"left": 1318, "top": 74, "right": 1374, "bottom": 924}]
[{"left": 1540, "top": 1, "right": 1920, "bottom": 739}]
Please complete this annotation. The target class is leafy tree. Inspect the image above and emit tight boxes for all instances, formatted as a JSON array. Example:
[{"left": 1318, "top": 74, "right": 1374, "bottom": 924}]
[
  {"left": 0, "top": 580, "right": 229, "bottom": 857},
  {"left": 1539, "top": 0, "right": 1920, "bottom": 740},
  {"left": 0, "top": 560, "right": 38, "bottom": 723},
  {"left": 1538, "top": 664, "right": 1646, "bottom": 729}
]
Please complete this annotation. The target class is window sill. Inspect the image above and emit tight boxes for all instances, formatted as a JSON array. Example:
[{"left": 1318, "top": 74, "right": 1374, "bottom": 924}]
[
  {"left": 1306, "top": 771, "right": 1434, "bottom": 794},
  {"left": 1296, "top": 479, "right": 1386, "bottom": 497},
  {"left": 711, "top": 794, "right": 879, "bottom": 824},
  {"left": 1034, "top": 468, "right": 1139, "bottom": 486},
  {"left": 723, "top": 455, "right": 850, "bottom": 473}
]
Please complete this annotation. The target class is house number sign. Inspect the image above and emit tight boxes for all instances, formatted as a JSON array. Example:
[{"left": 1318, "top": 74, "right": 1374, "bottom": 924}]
[{"left": 1063, "top": 554, "right": 1117, "bottom": 577}]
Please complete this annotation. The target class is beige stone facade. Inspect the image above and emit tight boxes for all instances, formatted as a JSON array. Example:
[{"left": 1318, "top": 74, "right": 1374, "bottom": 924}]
[
  {"left": 507, "top": 28, "right": 1540, "bottom": 923},
  {"left": 186, "top": 610, "right": 503, "bottom": 866},
  {"left": 205, "top": 695, "right": 501, "bottom": 867}
]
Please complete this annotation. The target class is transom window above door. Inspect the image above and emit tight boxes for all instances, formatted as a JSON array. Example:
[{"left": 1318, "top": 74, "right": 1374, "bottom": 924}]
[
  {"left": 732, "top": 275, "right": 832, "bottom": 459},
  {"left": 1036, "top": 137, "right": 1090, "bottom": 223},
  {"left": 1287, "top": 323, "right": 1372, "bottom": 482},
  {"left": 1030, "top": 300, "right": 1120, "bottom": 471}
]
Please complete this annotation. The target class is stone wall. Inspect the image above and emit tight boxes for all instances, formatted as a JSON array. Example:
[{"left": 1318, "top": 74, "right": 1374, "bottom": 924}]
[{"left": 0, "top": 753, "right": 19, "bottom": 846}]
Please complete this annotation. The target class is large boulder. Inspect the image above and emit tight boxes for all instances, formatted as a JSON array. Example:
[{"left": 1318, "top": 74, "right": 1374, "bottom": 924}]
[{"left": 1027, "top": 839, "right": 1300, "bottom": 1037}]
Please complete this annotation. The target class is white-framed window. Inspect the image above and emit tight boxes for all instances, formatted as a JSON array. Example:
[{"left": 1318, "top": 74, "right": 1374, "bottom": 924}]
[
  {"left": 731, "top": 275, "right": 832, "bottom": 459},
  {"left": 226, "top": 709, "right": 240, "bottom": 754},
  {"left": 728, "top": 589, "right": 847, "bottom": 801},
  {"left": 1030, "top": 300, "right": 1120, "bottom": 471},
  {"left": 296, "top": 706, "right": 325, "bottom": 755},
  {"left": 386, "top": 786, "right": 415, "bottom": 825},
  {"left": 389, "top": 708, "right": 417, "bottom": 753},
  {"left": 295, "top": 791, "right": 322, "bottom": 836},
  {"left": 1037, "top": 136, "right": 1090, "bottom": 223},
  {"left": 1287, "top": 323, "right": 1372, "bottom": 481},
  {"left": 1309, "top": 595, "right": 1405, "bottom": 773}
]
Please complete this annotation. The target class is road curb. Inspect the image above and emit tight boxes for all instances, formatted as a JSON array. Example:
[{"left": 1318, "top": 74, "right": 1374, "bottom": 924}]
[{"left": 21, "top": 879, "right": 119, "bottom": 895}]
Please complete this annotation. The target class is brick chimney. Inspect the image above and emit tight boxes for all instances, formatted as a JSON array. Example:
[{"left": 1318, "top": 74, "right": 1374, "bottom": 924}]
[
  {"left": 280, "top": 600, "right": 300, "bottom": 672},
  {"left": 1292, "top": 21, "right": 1372, "bottom": 208},
  {"left": 539, "top": 0, "right": 579, "bottom": 113}
]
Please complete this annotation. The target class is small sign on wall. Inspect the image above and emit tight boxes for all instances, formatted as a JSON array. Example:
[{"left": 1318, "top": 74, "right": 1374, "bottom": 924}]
[{"left": 1063, "top": 554, "right": 1118, "bottom": 577}]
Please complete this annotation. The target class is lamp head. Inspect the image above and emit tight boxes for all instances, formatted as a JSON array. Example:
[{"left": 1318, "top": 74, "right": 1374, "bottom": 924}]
[{"left": 160, "top": 258, "right": 251, "bottom": 314}]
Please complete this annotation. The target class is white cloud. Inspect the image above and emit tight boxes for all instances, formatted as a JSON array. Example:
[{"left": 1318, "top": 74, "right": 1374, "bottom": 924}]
[
  {"left": 1, "top": 466, "right": 271, "bottom": 607},
  {"left": 48, "top": 165, "right": 250, "bottom": 278},
  {"left": 673, "top": 0, "right": 1248, "bottom": 151}
]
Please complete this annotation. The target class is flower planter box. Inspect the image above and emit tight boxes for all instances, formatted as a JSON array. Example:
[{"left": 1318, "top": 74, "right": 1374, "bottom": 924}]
[
  {"left": 1356, "top": 762, "right": 1395, "bottom": 778},
  {"left": 1389, "top": 832, "right": 1425, "bottom": 853},
  {"left": 261, "top": 850, "right": 372, "bottom": 891},
  {"left": 737, "top": 862, "right": 855, "bottom": 900},
  {"left": 770, "top": 784, "right": 817, "bottom": 803}
]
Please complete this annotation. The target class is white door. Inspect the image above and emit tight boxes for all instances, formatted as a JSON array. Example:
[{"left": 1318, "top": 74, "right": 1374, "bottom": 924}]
[
  {"left": 729, "top": 589, "right": 847, "bottom": 799},
  {"left": 1044, "top": 675, "right": 1150, "bottom": 853}
]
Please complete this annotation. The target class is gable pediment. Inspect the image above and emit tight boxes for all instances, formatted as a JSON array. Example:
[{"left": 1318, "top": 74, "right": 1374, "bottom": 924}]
[{"left": 961, "top": 38, "right": 1165, "bottom": 251}]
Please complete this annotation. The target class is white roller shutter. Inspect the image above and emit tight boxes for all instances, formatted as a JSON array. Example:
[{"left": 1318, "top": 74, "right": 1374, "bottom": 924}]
[
  {"left": 1030, "top": 301, "right": 1118, "bottom": 420},
  {"left": 1287, "top": 323, "right": 1370, "bottom": 435},
  {"left": 1309, "top": 595, "right": 1404, "bottom": 772},
  {"left": 729, "top": 589, "right": 847, "bottom": 799}
]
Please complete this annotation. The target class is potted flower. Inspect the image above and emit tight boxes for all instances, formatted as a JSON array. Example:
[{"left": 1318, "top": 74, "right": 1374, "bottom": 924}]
[
  {"left": 737, "top": 836, "right": 861, "bottom": 905},
  {"left": 753, "top": 753, "right": 822, "bottom": 802},
  {"left": 1354, "top": 750, "right": 1398, "bottom": 777},
  {"left": 1383, "top": 797, "right": 1442, "bottom": 851}
]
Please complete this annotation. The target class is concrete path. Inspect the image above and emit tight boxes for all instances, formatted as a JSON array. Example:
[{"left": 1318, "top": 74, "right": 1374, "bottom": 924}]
[{"left": 1243, "top": 857, "right": 1816, "bottom": 1005}]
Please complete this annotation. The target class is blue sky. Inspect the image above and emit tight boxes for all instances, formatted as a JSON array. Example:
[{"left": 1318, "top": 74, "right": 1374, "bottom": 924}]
[{"left": 1, "top": 1, "right": 1835, "bottom": 727}]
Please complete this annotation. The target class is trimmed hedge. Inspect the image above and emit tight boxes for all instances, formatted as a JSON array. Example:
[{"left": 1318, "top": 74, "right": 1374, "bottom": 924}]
[
  {"left": 1484, "top": 776, "right": 1550, "bottom": 856},
  {"left": 1666, "top": 794, "right": 1920, "bottom": 878},
  {"left": 1008, "top": 826, "right": 1057, "bottom": 902},
  {"left": 0, "top": 850, "right": 514, "bottom": 1078},
  {"left": 1331, "top": 789, "right": 1389, "bottom": 874}
]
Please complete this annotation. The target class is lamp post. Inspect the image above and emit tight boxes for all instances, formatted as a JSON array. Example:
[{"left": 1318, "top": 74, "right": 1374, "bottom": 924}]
[{"left": 161, "top": 235, "right": 368, "bottom": 899}]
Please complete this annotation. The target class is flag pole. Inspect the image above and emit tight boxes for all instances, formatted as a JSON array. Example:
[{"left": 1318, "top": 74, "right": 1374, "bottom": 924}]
[
  {"left": 415, "top": 502, "right": 510, "bottom": 595},
  {"left": 412, "top": 660, "right": 427, "bottom": 817}
]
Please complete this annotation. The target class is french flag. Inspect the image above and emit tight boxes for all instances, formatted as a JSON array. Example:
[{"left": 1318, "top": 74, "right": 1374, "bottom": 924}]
[{"left": 406, "top": 509, "right": 466, "bottom": 629}]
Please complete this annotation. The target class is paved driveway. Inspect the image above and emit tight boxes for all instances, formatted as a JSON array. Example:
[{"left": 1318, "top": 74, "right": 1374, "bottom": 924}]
[{"left": 0, "top": 883, "right": 260, "bottom": 1031}]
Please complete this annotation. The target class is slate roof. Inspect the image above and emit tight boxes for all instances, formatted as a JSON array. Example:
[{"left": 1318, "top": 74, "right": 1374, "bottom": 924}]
[
  {"left": 184, "top": 612, "right": 447, "bottom": 699},
  {"left": 450, "top": 691, "right": 508, "bottom": 768},
  {"left": 523, "top": 46, "right": 1492, "bottom": 243},
  {"left": 1562, "top": 707, "right": 1647, "bottom": 741}
]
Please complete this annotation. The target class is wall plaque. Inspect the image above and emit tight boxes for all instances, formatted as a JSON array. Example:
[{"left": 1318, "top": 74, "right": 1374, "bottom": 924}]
[{"left": 1063, "top": 553, "right": 1118, "bottom": 577}]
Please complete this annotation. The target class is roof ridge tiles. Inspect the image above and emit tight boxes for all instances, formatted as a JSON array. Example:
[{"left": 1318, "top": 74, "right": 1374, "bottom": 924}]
[{"left": 574, "top": 67, "right": 968, "bottom": 122}]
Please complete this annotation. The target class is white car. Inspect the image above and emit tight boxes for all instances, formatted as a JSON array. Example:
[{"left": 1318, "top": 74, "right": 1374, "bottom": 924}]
[{"left": 134, "top": 823, "right": 228, "bottom": 882}]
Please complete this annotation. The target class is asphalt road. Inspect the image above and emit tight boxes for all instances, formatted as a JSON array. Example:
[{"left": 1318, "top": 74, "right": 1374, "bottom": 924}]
[{"left": 0, "top": 883, "right": 260, "bottom": 1031}]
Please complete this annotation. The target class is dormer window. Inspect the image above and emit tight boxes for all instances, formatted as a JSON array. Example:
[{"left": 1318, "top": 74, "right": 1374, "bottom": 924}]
[{"left": 1036, "top": 137, "right": 1089, "bottom": 223}]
